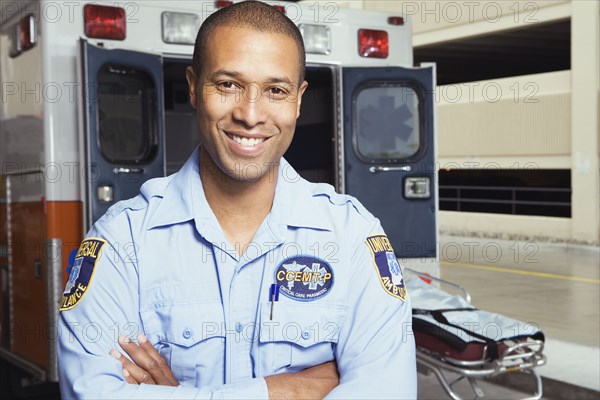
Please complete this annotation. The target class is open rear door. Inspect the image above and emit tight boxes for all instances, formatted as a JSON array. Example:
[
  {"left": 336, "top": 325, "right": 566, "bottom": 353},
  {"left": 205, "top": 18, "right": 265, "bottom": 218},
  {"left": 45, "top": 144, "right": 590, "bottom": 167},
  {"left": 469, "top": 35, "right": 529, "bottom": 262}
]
[
  {"left": 80, "top": 39, "right": 165, "bottom": 227},
  {"left": 343, "top": 66, "right": 436, "bottom": 258}
]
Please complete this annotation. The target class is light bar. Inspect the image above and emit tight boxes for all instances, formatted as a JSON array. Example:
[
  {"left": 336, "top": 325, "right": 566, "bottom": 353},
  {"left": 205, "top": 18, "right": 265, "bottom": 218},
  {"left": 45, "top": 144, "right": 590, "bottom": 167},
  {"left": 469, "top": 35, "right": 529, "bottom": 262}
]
[
  {"left": 162, "top": 12, "right": 200, "bottom": 45},
  {"left": 84, "top": 4, "right": 126, "bottom": 40},
  {"left": 299, "top": 24, "right": 331, "bottom": 55},
  {"left": 358, "top": 29, "right": 388, "bottom": 58}
]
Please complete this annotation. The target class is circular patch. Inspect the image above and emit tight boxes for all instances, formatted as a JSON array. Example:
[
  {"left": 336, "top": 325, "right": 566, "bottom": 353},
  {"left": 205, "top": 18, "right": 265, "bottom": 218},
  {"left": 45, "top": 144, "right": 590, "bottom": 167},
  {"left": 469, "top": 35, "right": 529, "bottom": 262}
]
[{"left": 274, "top": 256, "right": 334, "bottom": 301}]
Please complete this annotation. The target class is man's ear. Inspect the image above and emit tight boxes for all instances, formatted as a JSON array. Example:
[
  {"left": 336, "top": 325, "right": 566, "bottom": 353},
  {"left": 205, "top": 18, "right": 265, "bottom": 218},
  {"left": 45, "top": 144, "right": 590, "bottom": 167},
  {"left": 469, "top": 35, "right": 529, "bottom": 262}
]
[
  {"left": 186, "top": 66, "right": 198, "bottom": 109},
  {"left": 296, "top": 80, "right": 309, "bottom": 119}
]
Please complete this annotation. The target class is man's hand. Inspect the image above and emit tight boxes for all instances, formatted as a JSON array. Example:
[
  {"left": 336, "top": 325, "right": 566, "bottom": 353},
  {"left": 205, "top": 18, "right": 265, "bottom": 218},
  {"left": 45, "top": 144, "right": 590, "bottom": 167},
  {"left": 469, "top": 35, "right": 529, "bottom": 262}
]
[
  {"left": 110, "top": 334, "right": 179, "bottom": 386},
  {"left": 265, "top": 361, "right": 339, "bottom": 399}
]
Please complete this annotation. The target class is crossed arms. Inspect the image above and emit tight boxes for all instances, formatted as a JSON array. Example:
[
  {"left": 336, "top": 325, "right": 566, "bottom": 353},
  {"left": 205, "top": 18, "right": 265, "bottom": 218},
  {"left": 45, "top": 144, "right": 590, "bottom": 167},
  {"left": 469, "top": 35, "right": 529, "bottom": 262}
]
[{"left": 111, "top": 334, "right": 339, "bottom": 398}]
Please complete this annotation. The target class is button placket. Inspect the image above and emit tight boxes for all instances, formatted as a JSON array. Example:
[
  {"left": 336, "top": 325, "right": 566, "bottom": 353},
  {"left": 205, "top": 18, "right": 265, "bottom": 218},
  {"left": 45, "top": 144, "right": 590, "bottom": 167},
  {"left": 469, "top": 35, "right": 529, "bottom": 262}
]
[{"left": 226, "top": 262, "right": 256, "bottom": 383}]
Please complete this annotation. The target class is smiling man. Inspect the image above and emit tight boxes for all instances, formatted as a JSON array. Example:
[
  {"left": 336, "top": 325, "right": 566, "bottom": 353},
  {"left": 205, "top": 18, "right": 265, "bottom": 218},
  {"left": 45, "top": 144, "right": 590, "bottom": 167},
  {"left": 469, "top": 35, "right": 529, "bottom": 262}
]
[{"left": 57, "top": 1, "right": 416, "bottom": 399}]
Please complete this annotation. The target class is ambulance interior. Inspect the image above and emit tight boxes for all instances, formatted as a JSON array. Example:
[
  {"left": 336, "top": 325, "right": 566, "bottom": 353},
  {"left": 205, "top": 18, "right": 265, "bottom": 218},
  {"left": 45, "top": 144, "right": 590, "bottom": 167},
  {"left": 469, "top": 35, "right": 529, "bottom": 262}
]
[{"left": 163, "top": 61, "right": 336, "bottom": 186}]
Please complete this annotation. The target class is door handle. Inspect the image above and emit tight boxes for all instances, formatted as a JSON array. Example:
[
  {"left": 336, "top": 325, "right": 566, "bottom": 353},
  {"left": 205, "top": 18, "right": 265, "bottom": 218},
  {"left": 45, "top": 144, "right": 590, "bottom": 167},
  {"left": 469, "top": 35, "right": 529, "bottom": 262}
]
[
  {"left": 113, "top": 167, "right": 145, "bottom": 174},
  {"left": 369, "top": 165, "right": 412, "bottom": 173}
]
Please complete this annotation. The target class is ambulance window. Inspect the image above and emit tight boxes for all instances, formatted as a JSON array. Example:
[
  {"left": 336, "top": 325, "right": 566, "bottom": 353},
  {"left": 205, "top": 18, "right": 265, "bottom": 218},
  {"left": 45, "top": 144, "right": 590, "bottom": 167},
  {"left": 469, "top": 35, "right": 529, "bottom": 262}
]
[
  {"left": 354, "top": 85, "right": 420, "bottom": 162},
  {"left": 97, "top": 66, "right": 157, "bottom": 163}
]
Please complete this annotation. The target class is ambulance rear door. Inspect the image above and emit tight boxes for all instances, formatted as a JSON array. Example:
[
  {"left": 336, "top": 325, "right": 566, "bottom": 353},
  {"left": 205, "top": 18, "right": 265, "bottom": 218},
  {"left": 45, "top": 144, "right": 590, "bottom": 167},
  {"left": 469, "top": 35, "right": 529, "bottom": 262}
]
[
  {"left": 80, "top": 39, "right": 165, "bottom": 226},
  {"left": 343, "top": 66, "right": 436, "bottom": 258}
]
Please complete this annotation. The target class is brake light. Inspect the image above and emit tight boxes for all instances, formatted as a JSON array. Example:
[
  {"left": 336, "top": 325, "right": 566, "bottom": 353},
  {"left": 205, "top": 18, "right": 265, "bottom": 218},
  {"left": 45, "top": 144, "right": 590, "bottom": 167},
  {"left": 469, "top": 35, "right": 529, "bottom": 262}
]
[
  {"left": 19, "top": 14, "right": 36, "bottom": 52},
  {"left": 358, "top": 29, "right": 388, "bottom": 58},
  {"left": 84, "top": 4, "right": 126, "bottom": 40},
  {"left": 388, "top": 16, "right": 405, "bottom": 26},
  {"left": 272, "top": 5, "right": 286, "bottom": 14},
  {"left": 9, "top": 14, "right": 37, "bottom": 57},
  {"left": 215, "top": 0, "right": 233, "bottom": 8}
]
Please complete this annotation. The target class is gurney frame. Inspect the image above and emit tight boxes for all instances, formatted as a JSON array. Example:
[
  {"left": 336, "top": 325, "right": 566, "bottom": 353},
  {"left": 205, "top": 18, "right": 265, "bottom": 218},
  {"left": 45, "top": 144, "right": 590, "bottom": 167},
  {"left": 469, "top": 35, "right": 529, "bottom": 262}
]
[{"left": 406, "top": 269, "right": 547, "bottom": 400}]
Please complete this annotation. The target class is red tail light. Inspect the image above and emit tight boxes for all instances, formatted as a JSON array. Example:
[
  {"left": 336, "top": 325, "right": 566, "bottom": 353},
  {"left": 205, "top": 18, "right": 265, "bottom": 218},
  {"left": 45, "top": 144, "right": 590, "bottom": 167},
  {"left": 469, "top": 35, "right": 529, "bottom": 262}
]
[
  {"left": 215, "top": 0, "right": 233, "bottom": 8},
  {"left": 272, "top": 5, "right": 286, "bottom": 14},
  {"left": 388, "top": 16, "right": 405, "bottom": 26},
  {"left": 18, "top": 14, "right": 36, "bottom": 52},
  {"left": 84, "top": 4, "right": 126, "bottom": 40},
  {"left": 358, "top": 29, "right": 388, "bottom": 58}
]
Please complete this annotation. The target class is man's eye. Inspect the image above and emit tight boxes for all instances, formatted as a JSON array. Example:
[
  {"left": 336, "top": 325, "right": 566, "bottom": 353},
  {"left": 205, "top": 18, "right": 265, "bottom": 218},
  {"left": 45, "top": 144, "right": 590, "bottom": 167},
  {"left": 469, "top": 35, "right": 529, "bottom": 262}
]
[
  {"left": 269, "top": 87, "right": 288, "bottom": 97},
  {"left": 218, "top": 81, "right": 239, "bottom": 90}
]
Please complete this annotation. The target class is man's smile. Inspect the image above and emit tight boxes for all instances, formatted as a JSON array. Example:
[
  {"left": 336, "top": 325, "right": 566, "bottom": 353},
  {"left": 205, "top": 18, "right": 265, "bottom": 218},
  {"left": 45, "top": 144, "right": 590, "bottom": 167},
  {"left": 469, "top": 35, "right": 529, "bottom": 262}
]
[{"left": 225, "top": 132, "right": 267, "bottom": 147}]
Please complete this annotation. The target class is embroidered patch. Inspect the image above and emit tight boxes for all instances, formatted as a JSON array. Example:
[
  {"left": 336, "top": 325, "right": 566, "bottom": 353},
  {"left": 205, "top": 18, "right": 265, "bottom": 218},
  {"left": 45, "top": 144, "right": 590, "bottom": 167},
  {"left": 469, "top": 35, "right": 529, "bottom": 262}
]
[
  {"left": 60, "top": 238, "right": 106, "bottom": 311},
  {"left": 274, "top": 256, "right": 334, "bottom": 301},
  {"left": 366, "top": 234, "right": 406, "bottom": 301}
]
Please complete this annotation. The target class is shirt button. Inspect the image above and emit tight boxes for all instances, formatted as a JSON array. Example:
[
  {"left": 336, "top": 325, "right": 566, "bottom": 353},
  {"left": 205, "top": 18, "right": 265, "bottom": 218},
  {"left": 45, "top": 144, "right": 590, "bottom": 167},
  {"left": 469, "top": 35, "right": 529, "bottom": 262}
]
[
  {"left": 182, "top": 329, "right": 192, "bottom": 339},
  {"left": 302, "top": 330, "right": 311, "bottom": 340},
  {"left": 235, "top": 322, "right": 243, "bottom": 333}
]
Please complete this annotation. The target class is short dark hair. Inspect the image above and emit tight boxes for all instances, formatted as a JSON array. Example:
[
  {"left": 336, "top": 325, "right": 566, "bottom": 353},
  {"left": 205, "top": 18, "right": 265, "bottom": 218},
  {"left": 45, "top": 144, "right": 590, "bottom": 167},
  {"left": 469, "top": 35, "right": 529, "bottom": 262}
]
[{"left": 192, "top": 0, "right": 306, "bottom": 83}]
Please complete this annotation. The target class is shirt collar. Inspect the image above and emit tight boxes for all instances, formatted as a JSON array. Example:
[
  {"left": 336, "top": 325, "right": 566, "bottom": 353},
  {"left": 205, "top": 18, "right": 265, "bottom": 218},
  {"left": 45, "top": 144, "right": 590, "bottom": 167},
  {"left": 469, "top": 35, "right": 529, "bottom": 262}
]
[
  {"left": 146, "top": 148, "right": 213, "bottom": 230},
  {"left": 147, "top": 149, "right": 332, "bottom": 233},
  {"left": 270, "top": 158, "right": 333, "bottom": 232}
]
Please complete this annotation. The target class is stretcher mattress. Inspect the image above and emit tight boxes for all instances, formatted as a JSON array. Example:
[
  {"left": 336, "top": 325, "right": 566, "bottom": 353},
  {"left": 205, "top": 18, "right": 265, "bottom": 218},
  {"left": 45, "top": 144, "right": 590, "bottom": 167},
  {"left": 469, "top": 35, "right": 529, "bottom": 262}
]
[{"left": 407, "top": 277, "right": 545, "bottom": 362}]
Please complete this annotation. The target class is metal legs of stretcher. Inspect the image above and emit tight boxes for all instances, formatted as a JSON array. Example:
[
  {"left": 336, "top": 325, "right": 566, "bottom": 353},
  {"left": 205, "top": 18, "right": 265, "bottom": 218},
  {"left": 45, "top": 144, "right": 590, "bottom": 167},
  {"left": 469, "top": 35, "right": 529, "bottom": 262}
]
[{"left": 417, "top": 346, "right": 545, "bottom": 400}]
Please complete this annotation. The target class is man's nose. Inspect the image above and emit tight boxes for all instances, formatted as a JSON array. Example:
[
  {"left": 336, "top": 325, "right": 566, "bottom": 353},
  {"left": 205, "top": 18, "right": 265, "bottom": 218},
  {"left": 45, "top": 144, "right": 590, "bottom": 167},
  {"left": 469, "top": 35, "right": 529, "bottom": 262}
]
[{"left": 232, "top": 83, "right": 267, "bottom": 127}]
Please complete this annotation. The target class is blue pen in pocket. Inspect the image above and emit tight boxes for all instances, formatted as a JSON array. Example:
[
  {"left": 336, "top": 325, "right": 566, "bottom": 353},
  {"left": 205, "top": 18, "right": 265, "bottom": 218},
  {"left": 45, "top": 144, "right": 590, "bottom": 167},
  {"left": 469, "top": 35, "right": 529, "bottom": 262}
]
[{"left": 269, "top": 283, "right": 279, "bottom": 320}]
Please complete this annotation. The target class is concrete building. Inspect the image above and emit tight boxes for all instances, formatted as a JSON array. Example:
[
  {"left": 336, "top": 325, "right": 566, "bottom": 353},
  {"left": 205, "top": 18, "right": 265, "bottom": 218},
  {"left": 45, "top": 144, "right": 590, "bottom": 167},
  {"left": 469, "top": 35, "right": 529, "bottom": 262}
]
[{"left": 311, "top": 0, "right": 599, "bottom": 245}]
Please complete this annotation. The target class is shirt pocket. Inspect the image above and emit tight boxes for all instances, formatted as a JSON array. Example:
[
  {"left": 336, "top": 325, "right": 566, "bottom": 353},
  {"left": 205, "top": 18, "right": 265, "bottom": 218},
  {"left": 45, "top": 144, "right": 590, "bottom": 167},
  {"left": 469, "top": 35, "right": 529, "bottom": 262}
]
[
  {"left": 256, "top": 301, "right": 347, "bottom": 375},
  {"left": 141, "top": 301, "right": 225, "bottom": 387}
]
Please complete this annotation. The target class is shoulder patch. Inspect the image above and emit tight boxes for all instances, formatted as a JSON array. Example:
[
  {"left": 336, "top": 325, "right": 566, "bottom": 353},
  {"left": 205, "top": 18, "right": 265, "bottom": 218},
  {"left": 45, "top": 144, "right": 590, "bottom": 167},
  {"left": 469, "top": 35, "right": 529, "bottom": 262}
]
[
  {"left": 366, "top": 234, "right": 407, "bottom": 301},
  {"left": 60, "top": 238, "right": 106, "bottom": 311}
]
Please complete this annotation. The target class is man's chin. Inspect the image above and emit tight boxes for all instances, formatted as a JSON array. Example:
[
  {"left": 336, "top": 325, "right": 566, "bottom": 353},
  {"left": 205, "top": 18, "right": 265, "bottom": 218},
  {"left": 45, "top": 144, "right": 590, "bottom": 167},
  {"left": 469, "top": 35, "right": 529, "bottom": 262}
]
[{"left": 216, "top": 159, "right": 278, "bottom": 184}]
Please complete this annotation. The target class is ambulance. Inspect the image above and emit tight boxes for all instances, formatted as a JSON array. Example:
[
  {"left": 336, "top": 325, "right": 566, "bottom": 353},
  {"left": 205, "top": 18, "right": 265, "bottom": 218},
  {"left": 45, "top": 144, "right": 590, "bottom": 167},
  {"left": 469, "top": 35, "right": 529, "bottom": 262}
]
[{"left": 0, "top": 0, "right": 436, "bottom": 395}]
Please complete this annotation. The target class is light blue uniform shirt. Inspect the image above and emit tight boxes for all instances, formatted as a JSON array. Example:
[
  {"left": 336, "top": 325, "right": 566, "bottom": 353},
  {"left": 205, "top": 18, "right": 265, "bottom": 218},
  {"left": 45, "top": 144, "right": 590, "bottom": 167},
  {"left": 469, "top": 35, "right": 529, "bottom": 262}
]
[{"left": 57, "top": 149, "right": 416, "bottom": 399}]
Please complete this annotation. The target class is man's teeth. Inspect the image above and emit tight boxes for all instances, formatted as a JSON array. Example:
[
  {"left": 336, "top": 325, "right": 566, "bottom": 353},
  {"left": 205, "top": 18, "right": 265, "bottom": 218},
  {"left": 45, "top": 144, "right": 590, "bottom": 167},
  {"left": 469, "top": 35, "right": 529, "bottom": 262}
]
[{"left": 229, "top": 134, "right": 265, "bottom": 146}]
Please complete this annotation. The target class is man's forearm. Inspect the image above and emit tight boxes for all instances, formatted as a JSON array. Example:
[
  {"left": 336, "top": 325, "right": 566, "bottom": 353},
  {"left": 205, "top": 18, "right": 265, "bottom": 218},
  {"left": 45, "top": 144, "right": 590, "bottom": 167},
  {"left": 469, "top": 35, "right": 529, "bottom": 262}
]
[{"left": 265, "top": 361, "right": 339, "bottom": 399}]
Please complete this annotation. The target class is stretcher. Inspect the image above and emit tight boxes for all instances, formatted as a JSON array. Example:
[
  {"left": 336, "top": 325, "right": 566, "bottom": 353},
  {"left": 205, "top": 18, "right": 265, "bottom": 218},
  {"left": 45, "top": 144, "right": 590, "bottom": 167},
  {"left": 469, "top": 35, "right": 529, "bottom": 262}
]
[{"left": 405, "top": 269, "right": 546, "bottom": 400}]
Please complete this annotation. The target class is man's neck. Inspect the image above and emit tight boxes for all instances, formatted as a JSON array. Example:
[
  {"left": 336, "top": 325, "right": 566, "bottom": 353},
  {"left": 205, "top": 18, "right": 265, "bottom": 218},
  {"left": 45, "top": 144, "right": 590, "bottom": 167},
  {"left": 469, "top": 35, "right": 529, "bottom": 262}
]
[{"left": 199, "top": 149, "right": 278, "bottom": 256}]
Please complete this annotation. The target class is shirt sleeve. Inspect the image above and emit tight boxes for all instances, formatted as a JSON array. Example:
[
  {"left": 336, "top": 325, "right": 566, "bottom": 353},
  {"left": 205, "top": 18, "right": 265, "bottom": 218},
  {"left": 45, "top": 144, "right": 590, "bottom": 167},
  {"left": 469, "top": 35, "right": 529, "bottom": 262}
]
[
  {"left": 57, "top": 221, "right": 269, "bottom": 400},
  {"left": 325, "top": 220, "right": 417, "bottom": 399}
]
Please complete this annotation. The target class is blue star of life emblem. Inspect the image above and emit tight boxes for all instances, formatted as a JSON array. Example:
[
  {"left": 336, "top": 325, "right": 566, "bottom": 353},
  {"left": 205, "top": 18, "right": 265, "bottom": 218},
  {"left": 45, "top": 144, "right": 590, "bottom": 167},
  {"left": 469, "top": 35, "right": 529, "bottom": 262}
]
[
  {"left": 64, "top": 257, "right": 83, "bottom": 295},
  {"left": 304, "top": 263, "right": 328, "bottom": 290}
]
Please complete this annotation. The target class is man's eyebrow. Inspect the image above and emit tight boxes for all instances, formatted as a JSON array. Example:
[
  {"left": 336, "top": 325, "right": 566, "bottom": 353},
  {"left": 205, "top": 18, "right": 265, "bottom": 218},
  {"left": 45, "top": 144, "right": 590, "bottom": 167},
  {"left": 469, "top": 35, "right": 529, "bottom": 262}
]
[
  {"left": 210, "top": 69, "right": 295, "bottom": 86},
  {"left": 264, "top": 76, "right": 295, "bottom": 86},
  {"left": 210, "top": 69, "right": 243, "bottom": 79}
]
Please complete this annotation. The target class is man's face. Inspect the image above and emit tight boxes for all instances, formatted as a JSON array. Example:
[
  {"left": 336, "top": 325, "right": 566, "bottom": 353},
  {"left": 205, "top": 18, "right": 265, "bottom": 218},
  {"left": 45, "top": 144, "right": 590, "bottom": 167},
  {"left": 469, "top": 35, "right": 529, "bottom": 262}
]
[{"left": 186, "top": 26, "right": 308, "bottom": 182}]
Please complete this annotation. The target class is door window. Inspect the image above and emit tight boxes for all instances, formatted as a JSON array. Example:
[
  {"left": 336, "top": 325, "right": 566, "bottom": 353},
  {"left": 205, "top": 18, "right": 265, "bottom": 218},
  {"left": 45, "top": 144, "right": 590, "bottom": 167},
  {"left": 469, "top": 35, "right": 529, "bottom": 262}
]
[
  {"left": 97, "top": 65, "right": 157, "bottom": 163},
  {"left": 353, "top": 84, "right": 421, "bottom": 162}
]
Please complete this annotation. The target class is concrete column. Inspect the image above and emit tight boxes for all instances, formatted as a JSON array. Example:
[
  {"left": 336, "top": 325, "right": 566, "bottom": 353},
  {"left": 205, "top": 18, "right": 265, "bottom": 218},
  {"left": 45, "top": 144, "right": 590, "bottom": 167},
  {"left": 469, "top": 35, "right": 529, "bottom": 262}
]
[{"left": 571, "top": 1, "right": 600, "bottom": 243}]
